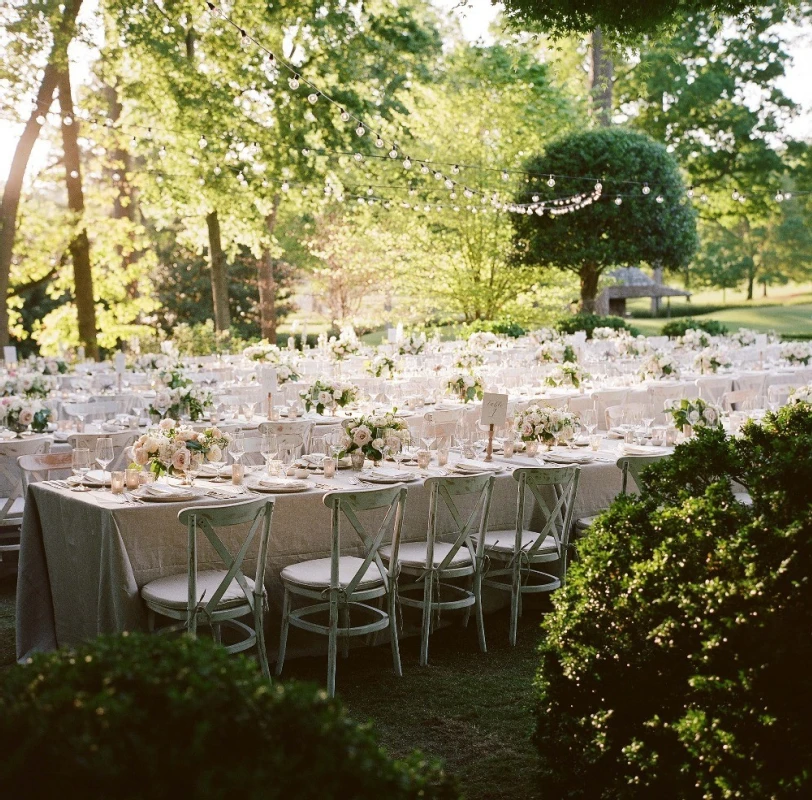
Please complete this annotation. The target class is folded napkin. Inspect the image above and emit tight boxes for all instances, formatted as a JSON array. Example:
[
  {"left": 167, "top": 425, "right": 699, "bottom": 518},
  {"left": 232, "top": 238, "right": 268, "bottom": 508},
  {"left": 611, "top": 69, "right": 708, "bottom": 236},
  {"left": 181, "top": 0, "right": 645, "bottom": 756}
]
[
  {"left": 543, "top": 452, "right": 595, "bottom": 465},
  {"left": 621, "top": 445, "right": 671, "bottom": 456},
  {"left": 258, "top": 478, "right": 308, "bottom": 489},
  {"left": 143, "top": 483, "right": 189, "bottom": 497},
  {"left": 199, "top": 463, "right": 232, "bottom": 477},
  {"left": 101, "top": 422, "right": 124, "bottom": 432},
  {"left": 366, "top": 468, "right": 411, "bottom": 480},
  {"left": 453, "top": 459, "right": 502, "bottom": 473}
]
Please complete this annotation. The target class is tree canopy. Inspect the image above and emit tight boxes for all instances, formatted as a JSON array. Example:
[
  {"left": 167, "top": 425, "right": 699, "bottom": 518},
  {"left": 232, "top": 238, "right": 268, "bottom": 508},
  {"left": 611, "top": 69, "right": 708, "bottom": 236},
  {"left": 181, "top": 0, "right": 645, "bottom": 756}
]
[{"left": 512, "top": 127, "right": 698, "bottom": 311}]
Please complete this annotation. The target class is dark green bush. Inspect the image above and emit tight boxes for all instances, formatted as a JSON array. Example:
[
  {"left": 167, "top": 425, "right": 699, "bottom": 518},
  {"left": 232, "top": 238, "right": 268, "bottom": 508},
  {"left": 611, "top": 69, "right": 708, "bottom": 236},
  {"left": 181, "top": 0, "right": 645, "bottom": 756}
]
[
  {"left": 0, "top": 633, "right": 458, "bottom": 800},
  {"left": 556, "top": 313, "right": 639, "bottom": 339},
  {"left": 661, "top": 318, "right": 728, "bottom": 337},
  {"left": 461, "top": 318, "right": 526, "bottom": 338},
  {"left": 534, "top": 403, "right": 812, "bottom": 799}
]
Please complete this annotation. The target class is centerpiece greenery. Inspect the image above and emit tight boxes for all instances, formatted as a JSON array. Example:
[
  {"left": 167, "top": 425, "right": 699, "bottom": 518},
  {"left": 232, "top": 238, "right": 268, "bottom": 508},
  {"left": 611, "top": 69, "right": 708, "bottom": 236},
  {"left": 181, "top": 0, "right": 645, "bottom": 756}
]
[
  {"left": 668, "top": 397, "right": 722, "bottom": 430},
  {"left": 300, "top": 379, "right": 358, "bottom": 415},
  {"left": 514, "top": 405, "right": 578, "bottom": 445},
  {"left": 131, "top": 420, "right": 230, "bottom": 477},
  {"left": 640, "top": 351, "right": 679, "bottom": 380},
  {"left": 342, "top": 412, "right": 409, "bottom": 462},
  {"left": 446, "top": 373, "right": 484, "bottom": 403},
  {"left": 0, "top": 396, "right": 51, "bottom": 434},
  {"left": 366, "top": 354, "right": 397, "bottom": 379},
  {"left": 693, "top": 346, "right": 732, "bottom": 374},
  {"left": 2, "top": 373, "right": 55, "bottom": 399},
  {"left": 545, "top": 363, "right": 589, "bottom": 389}
]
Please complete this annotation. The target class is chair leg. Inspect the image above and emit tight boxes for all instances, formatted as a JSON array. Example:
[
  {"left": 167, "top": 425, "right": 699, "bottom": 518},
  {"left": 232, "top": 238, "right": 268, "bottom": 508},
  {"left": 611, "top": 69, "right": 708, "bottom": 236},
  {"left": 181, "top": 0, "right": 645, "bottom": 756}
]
[
  {"left": 212, "top": 623, "right": 222, "bottom": 645},
  {"left": 339, "top": 604, "right": 350, "bottom": 659},
  {"left": 275, "top": 588, "right": 291, "bottom": 677},
  {"left": 509, "top": 561, "right": 521, "bottom": 647},
  {"left": 462, "top": 575, "right": 473, "bottom": 628},
  {"left": 327, "top": 592, "right": 338, "bottom": 697},
  {"left": 254, "top": 598, "right": 270, "bottom": 681},
  {"left": 419, "top": 576, "right": 433, "bottom": 667},
  {"left": 474, "top": 568, "right": 487, "bottom": 654},
  {"left": 389, "top": 589, "right": 402, "bottom": 678},
  {"left": 147, "top": 608, "right": 156, "bottom": 633}
]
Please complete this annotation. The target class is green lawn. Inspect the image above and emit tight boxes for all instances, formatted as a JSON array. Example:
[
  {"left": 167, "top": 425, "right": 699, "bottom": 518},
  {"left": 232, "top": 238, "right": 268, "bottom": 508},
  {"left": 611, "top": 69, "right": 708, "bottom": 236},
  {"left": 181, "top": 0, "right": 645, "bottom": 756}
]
[{"left": 0, "top": 575, "right": 545, "bottom": 799}]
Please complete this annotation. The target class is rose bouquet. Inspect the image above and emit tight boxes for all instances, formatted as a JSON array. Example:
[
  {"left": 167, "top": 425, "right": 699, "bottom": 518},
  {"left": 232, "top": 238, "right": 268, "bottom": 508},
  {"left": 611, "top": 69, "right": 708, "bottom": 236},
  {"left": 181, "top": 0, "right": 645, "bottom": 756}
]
[
  {"left": 694, "top": 347, "right": 731, "bottom": 375},
  {"left": 366, "top": 354, "right": 397, "bottom": 379},
  {"left": 131, "top": 419, "right": 230, "bottom": 478},
  {"left": 327, "top": 330, "right": 360, "bottom": 361},
  {"left": 243, "top": 341, "right": 282, "bottom": 363},
  {"left": 680, "top": 328, "right": 712, "bottom": 349},
  {"left": 592, "top": 326, "right": 621, "bottom": 340},
  {"left": 467, "top": 331, "right": 499, "bottom": 350},
  {"left": 669, "top": 398, "right": 722, "bottom": 430},
  {"left": 529, "top": 328, "right": 558, "bottom": 344},
  {"left": 535, "top": 341, "right": 577, "bottom": 364},
  {"left": 730, "top": 328, "right": 757, "bottom": 347},
  {"left": 2, "top": 373, "right": 56, "bottom": 399},
  {"left": 398, "top": 332, "right": 426, "bottom": 356},
  {"left": 446, "top": 372, "right": 484, "bottom": 403},
  {"left": 300, "top": 379, "right": 358, "bottom": 415},
  {"left": 788, "top": 384, "right": 812, "bottom": 405},
  {"left": 0, "top": 396, "right": 51, "bottom": 433},
  {"left": 158, "top": 366, "right": 191, "bottom": 390},
  {"left": 148, "top": 385, "right": 213, "bottom": 422},
  {"left": 514, "top": 405, "right": 578, "bottom": 445},
  {"left": 33, "top": 357, "right": 69, "bottom": 375},
  {"left": 546, "top": 363, "right": 589, "bottom": 389},
  {"left": 133, "top": 353, "right": 172, "bottom": 371},
  {"left": 454, "top": 350, "right": 485, "bottom": 370},
  {"left": 640, "top": 351, "right": 679, "bottom": 380},
  {"left": 276, "top": 360, "right": 300, "bottom": 385},
  {"left": 342, "top": 412, "right": 409, "bottom": 462},
  {"left": 780, "top": 342, "right": 811, "bottom": 366},
  {"left": 614, "top": 334, "right": 650, "bottom": 358}
]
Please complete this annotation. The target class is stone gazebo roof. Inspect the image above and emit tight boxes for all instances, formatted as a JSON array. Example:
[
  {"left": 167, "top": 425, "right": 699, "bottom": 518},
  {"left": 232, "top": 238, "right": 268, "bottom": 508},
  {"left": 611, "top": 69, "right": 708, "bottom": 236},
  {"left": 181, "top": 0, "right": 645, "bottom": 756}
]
[{"left": 595, "top": 267, "right": 691, "bottom": 316}]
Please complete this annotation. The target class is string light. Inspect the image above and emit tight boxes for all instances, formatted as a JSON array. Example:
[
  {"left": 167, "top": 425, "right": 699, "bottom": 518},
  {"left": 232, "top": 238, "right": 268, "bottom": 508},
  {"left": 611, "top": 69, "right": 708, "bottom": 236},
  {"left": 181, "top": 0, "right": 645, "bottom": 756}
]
[{"left": 642, "top": 183, "right": 651, "bottom": 195}]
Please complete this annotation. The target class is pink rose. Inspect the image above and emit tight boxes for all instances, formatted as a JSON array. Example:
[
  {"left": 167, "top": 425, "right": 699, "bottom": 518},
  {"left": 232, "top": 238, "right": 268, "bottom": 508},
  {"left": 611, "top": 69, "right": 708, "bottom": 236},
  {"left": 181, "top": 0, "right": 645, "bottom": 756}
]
[
  {"left": 172, "top": 448, "right": 190, "bottom": 471},
  {"left": 18, "top": 409, "right": 34, "bottom": 425},
  {"left": 133, "top": 447, "right": 149, "bottom": 466}
]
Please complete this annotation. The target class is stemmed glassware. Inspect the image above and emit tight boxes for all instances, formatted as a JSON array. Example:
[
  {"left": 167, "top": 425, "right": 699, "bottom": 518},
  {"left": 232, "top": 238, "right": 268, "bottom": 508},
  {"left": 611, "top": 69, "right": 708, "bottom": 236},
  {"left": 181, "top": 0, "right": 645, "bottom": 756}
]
[
  {"left": 260, "top": 433, "right": 278, "bottom": 477},
  {"left": 309, "top": 435, "right": 329, "bottom": 471},
  {"left": 207, "top": 444, "right": 227, "bottom": 482},
  {"left": 186, "top": 451, "right": 204, "bottom": 488},
  {"left": 95, "top": 437, "right": 114, "bottom": 486},
  {"left": 228, "top": 431, "right": 245, "bottom": 469},
  {"left": 580, "top": 409, "right": 597, "bottom": 438},
  {"left": 71, "top": 448, "right": 91, "bottom": 491}
]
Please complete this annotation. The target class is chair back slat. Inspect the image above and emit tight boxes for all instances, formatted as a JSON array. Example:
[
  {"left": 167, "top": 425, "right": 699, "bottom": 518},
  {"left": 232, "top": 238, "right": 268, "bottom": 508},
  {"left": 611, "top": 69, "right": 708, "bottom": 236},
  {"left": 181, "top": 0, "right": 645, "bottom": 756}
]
[
  {"left": 18, "top": 452, "right": 73, "bottom": 492},
  {"left": 616, "top": 454, "right": 668, "bottom": 494},
  {"left": 258, "top": 421, "right": 314, "bottom": 453},
  {"left": 0, "top": 438, "right": 50, "bottom": 523}
]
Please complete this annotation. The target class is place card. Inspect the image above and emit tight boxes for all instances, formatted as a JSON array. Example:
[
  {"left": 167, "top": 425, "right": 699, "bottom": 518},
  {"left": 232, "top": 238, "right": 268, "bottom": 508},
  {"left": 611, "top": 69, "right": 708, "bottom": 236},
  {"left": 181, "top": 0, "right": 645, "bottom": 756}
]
[{"left": 480, "top": 392, "right": 509, "bottom": 427}]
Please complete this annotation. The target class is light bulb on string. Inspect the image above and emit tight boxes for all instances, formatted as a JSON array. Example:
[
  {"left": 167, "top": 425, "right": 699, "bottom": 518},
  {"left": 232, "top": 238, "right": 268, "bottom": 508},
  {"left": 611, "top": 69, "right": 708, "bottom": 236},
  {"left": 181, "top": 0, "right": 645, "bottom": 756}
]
[
  {"left": 785, "top": 192, "right": 793, "bottom": 200},
  {"left": 240, "top": 30, "right": 250, "bottom": 48},
  {"left": 267, "top": 53, "right": 275, "bottom": 65},
  {"left": 687, "top": 186, "right": 694, "bottom": 198},
  {"left": 444, "top": 179, "right": 453, "bottom": 189},
  {"left": 420, "top": 164, "right": 429, "bottom": 175},
  {"left": 547, "top": 175, "right": 555, "bottom": 187},
  {"left": 388, "top": 146, "right": 398, "bottom": 159},
  {"left": 595, "top": 181, "right": 602, "bottom": 191},
  {"left": 366, "top": 186, "right": 373, "bottom": 196},
  {"left": 532, "top": 194, "right": 539, "bottom": 202},
  {"left": 775, "top": 192, "right": 784, "bottom": 202},
  {"left": 375, "top": 136, "right": 384, "bottom": 148},
  {"left": 198, "top": 135, "right": 207, "bottom": 148},
  {"left": 463, "top": 188, "right": 473, "bottom": 199},
  {"left": 112, "top": 172, "right": 121, "bottom": 181},
  {"left": 402, "top": 157, "right": 412, "bottom": 169},
  {"left": 501, "top": 170, "right": 509, "bottom": 181},
  {"left": 288, "top": 75, "right": 300, "bottom": 90},
  {"left": 355, "top": 124, "right": 365, "bottom": 136},
  {"left": 642, "top": 183, "right": 651, "bottom": 195},
  {"left": 158, "top": 146, "right": 167, "bottom": 158},
  {"left": 35, "top": 115, "right": 45, "bottom": 125},
  {"left": 353, "top": 152, "right": 363, "bottom": 162},
  {"left": 69, "top": 170, "right": 79, "bottom": 179},
  {"left": 214, "top": 166, "right": 222, "bottom": 175},
  {"left": 701, "top": 193, "right": 709, "bottom": 202},
  {"left": 206, "top": 1, "right": 219, "bottom": 15},
  {"left": 340, "top": 109, "right": 350, "bottom": 122},
  {"left": 281, "top": 181, "right": 290, "bottom": 191},
  {"left": 450, "top": 191, "right": 457, "bottom": 199},
  {"left": 655, "top": 195, "right": 664, "bottom": 203},
  {"left": 732, "top": 190, "right": 740, "bottom": 200},
  {"left": 62, "top": 116, "right": 73, "bottom": 126},
  {"left": 301, "top": 147, "right": 310, "bottom": 156},
  {"left": 614, "top": 197, "right": 622, "bottom": 205},
  {"left": 433, "top": 171, "right": 443, "bottom": 180},
  {"left": 308, "top": 93, "right": 319, "bottom": 104},
  {"left": 451, "top": 164, "right": 460, "bottom": 174},
  {"left": 738, "top": 195, "right": 746, "bottom": 204}
]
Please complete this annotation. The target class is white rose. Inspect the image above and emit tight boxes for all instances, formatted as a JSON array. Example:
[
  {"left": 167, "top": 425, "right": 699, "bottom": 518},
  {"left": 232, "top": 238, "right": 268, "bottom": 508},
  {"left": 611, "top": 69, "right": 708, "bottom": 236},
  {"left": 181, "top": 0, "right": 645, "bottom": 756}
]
[
  {"left": 688, "top": 410, "right": 700, "bottom": 424},
  {"left": 206, "top": 445, "right": 222, "bottom": 463}
]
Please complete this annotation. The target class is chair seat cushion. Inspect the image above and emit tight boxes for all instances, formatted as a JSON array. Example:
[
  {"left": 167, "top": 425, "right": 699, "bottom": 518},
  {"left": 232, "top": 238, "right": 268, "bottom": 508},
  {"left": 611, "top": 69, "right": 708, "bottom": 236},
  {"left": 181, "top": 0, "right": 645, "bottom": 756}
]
[
  {"left": 281, "top": 556, "right": 383, "bottom": 590},
  {"left": 575, "top": 515, "right": 598, "bottom": 531},
  {"left": 380, "top": 541, "right": 473, "bottom": 569},
  {"left": 475, "top": 529, "right": 557, "bottom": 555},
  {"left": 733, "top": 491, "right": 753, "bottom": 507},
  {"left": 141, "top": 570, "right": 255, "bottom": 610}
]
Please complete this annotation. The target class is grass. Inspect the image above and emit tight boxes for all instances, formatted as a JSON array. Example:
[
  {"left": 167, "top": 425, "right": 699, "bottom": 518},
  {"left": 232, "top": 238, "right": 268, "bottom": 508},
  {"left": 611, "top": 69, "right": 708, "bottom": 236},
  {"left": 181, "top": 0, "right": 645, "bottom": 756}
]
[{"left": 0, "top": 574, "right": 545, "bottom": 799}]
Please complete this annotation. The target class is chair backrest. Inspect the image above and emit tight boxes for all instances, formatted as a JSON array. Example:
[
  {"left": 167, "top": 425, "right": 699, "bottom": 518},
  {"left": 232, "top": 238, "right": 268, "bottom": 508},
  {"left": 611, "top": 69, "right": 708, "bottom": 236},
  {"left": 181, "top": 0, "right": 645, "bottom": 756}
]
[
  {"left": 63, "top": 402, "right": 96, "bottom": 420},
  {"left": 0, "top": 437, "right": 50, "bottom": 523},
  {"left": 734, "top": 374, "right": 765, "bottom": 397},
  {"left": 258, "top": 420, "right": 314, "bottom": 453},
  {"left": 604, "top": 403, "right": 646, "bottom": 430},
  {"left": 422, "top": 409, "right": 464, "bottom": 443},
  {"left": 509, "top": 466, "right": 580, "bottom": 570},
  {"left": 695, "top": 376, "right": 733, "bottom": 404},
  {"left": 616, "top": 454, "right": 668, "bottom": 494},
  {"left": 592, "top": 390, "right": 628, "bottom": 431},
  {"left": 322, "top": 485, "right": 407, "bottom": 596},
  {"left": 18, "top": 452, "right": 74, "bottom": 492},
  {"left": 648, "top": 383, "right": 687, "bottom": 410},
  {"left": 67, "top": 430, "right": 138, "bottom": 470},
  {"left": 721, "top": 389, "right": 757, "bottom": 412},
  {"left": 567, "top": 394, "right": 594, "bottom": 415},
  {"left": 767, "top": 383, "right": 794, "bottom": 406},
  {"left": 424, "top": 474, "right": 495, "bottom": 572},
  {"left": 177, "top": 498, "right": 275, "bottom": 629}
]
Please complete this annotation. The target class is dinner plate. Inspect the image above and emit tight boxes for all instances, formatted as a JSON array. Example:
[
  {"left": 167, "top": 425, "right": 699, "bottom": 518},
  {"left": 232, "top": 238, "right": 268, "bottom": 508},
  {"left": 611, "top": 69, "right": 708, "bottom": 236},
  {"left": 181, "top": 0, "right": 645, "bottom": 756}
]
[
  {"left": 358, "top": 470, "right": 418, "bottom": 484},
  {"left": 134, "top": 488, "right": 197, "bottom": 503},
  {"left": 197, "top": 464, "right": 234, "bottom": 479},
  {"left": 68, "top": 470, "right": 111, "bottom": 487},
  {"left": 449, "top": 460, "right": 503, "bottom": 475}
]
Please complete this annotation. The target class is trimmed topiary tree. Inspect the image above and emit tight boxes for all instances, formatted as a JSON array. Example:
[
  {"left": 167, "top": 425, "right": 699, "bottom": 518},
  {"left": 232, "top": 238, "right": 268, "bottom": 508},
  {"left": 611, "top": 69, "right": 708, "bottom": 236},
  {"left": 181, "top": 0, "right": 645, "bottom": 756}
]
[
  {"left": 0, "top": 633, "right": 458, "bottom": 800},
  {"left": 533, "top": 403, "right": 812, "bottom": 798},
  {"left": 512, "top": 128, "right": 697, "bottom": 313}
]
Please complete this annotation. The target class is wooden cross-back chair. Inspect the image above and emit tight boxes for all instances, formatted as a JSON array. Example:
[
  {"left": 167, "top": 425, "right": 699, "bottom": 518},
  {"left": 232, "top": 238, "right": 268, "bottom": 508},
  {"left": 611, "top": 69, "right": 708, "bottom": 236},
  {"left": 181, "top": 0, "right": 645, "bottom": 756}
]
[
  {"left": 140, "top": 498, "right": 275, "bottom": 679},
  {"left": 277, "top": 485, "right": 407, "bottom": 697}
]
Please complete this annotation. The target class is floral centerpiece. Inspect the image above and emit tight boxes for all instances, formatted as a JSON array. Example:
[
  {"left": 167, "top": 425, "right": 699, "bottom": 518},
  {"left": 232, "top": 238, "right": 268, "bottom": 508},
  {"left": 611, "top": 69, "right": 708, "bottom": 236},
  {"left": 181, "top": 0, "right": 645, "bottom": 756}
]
[
  {"left": 157, "top": 366, "right": 191, "bottom": 390},
  {"left": 467, "top": 331, "right": 499, "bottom": 350},
  {"left": 730, "top": 328, "right": 757, "bottom": 347},
  {"left": 2, "top": 373, "right": 56, "bottom": 399},
  {"left": 514, "top": 405, "right": 578, "bottom": 446},
  {"left": 614, "top": 334, "right": 650, "bottom": 358},
  {"left": 446, "top": 372, "right": 484, "bottom": 403},
  {"left": 397, "top": 332, "right": 426, "bottom": 356},
  {"left": 694, "top": 346, "right": 731, "bottom": 374},
  {"left": 327, "top": 328, "right": 360, "bottom": 362},
  {"left": 133, "top": 353, "right": 172, "bottom": 371},
  {"left": 592, "top": 326, "right": 621, "bottom": 340},
  {"left": 300, "top": 379, "right": 358, "bottom": 415},
  {"left": 454, "top": 350, "right": 485, "bottom": 370},
  {"left": 640, "top": 351, "right": 679, "bottom": 380},
  {"left": 242, "top": 341, "right": 282, "bottom": 363},
  {"left": 132, "top": 420, "right": 230, "bottom": 478},
  {"left": 529, "top": 328, "right": 557, "bottom": 344},
  {"left": 33, "top": 357, "right": 69, "bottom": 375},
  {"left": 366, "top": 354, "right": 397, "bottom": 379},
  {"left": 546, "top": 363, "right": 589, "bottom": 389},
  {"left": 148, "top": 385, "right": 213, "bottom": 422},
  {"left": 680, "top": 328, "right": 712, "bottom": 349},
  {"left": 535, "top": 341, "right": 577, "bottom": 364},
  {"left": 669, "top": 398, "right": 722, "bottom": 430},
  {"left": 788, "top": 384, "right": 812, "bottom": 405},
  {"left": 276, "top": 360, "right": 301, "bottom": 385},
  {"left": 0, "top": 396, "right": 51, "bottom": 434},
  {"left": 780, "top": 342, "right": 811, "bottom": 366},
  {"left": 342, "top": 412, "right": 409, "bottom": 463}
]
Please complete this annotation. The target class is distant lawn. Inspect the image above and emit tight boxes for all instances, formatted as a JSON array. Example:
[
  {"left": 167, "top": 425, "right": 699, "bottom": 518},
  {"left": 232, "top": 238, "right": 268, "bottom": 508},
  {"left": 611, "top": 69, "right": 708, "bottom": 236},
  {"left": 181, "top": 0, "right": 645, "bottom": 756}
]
[{"left": 631, "top": 302, "right": 812, "bottom": 336}]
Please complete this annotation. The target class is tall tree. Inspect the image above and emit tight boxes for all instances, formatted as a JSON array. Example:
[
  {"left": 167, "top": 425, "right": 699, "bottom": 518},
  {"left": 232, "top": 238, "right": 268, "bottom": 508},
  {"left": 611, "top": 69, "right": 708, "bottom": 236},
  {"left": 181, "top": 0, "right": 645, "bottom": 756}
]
[{"left": 0, "top": 0, "right": 84, "bottom": 348}]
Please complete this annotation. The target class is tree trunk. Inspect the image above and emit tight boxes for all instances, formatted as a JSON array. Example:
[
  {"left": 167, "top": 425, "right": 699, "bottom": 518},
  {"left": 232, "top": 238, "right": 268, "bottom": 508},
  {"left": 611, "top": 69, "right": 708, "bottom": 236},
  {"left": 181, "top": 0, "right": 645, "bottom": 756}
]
[
  {"left": 580, "top": 266, "right": 600, "bottom": 313},
  {"left": 206, "top": 210, "right": 231, "bottom": 332},
  {"left": 0, "top": 0, "right": 84, "bottom": 347},
  {"left": 590, "top": 27, "right": 613, "bottom": 127},
  {"left": 58, "top": 69, "right": 99, "bottom": 360},
  {"left": 258, "top": 196, "right": 281, "bottom": 341},
  {"left": 762, "top": 280, "right": 768, "bottom": 298},
  {"left": 746, "top": 271, "right": 754, "bottom": 301}
]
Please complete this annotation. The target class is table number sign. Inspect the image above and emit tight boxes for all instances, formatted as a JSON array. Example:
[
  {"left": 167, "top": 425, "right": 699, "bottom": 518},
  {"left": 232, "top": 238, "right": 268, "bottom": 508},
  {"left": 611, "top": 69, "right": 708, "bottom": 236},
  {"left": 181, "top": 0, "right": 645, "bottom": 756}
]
[{"left": 481, "top": 392, "right": 509, "bottom": 461}]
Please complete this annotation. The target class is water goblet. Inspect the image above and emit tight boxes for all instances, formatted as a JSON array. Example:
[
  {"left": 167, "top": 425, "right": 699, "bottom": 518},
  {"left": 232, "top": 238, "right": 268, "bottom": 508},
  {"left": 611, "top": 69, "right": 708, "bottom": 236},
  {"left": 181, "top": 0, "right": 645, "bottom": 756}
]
[
  {"left": 71, "top": 447, "right": 92, "bottom": 491},
  {"left": 95, "top": 437, "right": 114, "bottom": 486},
  {"left": 260, "top": 433, "right": 278, "bottom": 477}
]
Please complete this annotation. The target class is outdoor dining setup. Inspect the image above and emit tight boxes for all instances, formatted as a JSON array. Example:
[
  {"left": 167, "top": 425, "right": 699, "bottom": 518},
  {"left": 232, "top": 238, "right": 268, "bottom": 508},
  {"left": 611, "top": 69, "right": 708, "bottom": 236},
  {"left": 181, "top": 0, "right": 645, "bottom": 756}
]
[{"left": 4, "top": 325, "right": 811, "bottom": 695}]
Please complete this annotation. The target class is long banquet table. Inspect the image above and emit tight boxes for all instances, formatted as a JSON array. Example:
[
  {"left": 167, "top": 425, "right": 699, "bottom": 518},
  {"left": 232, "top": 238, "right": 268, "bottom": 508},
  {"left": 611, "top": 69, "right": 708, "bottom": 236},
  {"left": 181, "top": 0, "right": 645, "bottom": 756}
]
[{"left": 16, "top": 448, "right": 625, "bottom": 662}]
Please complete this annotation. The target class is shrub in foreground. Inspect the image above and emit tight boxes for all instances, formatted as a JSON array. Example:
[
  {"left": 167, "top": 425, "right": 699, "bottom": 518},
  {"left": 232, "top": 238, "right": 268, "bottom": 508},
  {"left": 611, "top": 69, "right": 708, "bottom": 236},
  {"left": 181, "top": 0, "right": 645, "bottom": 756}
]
[
  {"left": 534, "top": 404, "right": 812, "bottom": 798},
  {"left": 0, "top": 633, "right": 458, "bottom": 800}
]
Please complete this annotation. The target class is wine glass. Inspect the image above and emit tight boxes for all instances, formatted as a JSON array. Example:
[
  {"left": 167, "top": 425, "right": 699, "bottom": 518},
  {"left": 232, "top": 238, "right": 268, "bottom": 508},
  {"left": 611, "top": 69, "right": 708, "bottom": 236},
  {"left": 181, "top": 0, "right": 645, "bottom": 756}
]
[
  {"left": 580, "top": 409, "right": 597, "bottom": 437},
  {"left": 186, "top": 451, "right": 204, "bottom": 488},
  {"left": 95, "top": 437, "right": 114, "bottom": 485},
  {"left": 71, "top": 447, "right": 91, "bottom": 491},
  {"left": 228, "top": 431, "right": 245, "bottom": 467},
  {"left": 260, "top": 433, "right": 278, "bottom": 477},
  {"left": 207, "top": 445, "right": 227, "bottom": 482},
  {"left": 309, "top": 435, "right": 329, "bottom": 471}
]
